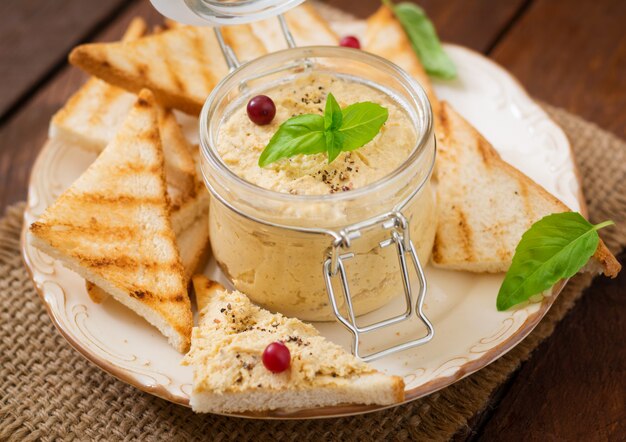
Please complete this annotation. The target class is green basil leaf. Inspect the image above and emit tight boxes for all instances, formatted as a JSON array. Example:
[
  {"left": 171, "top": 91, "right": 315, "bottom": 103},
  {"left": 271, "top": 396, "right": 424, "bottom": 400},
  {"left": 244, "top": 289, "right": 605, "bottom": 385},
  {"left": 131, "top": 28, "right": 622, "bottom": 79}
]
[
  {"left": 387, "top": 1, "right": 457, "bottom": 80},
  {"left": 339, "top": 102, "right": 388, "bottom": 151},
  {"left": 497, "top": 212, "right": 614, "bottom": 311},
  {"left": 324, "top": 92, "right": 342, "bottom": 131},
  {"left": 325, "top": 130, "right": 345, "bottom": 163},
  {"left": 258, "top": 114, "right": 326, "bottom": 167}
]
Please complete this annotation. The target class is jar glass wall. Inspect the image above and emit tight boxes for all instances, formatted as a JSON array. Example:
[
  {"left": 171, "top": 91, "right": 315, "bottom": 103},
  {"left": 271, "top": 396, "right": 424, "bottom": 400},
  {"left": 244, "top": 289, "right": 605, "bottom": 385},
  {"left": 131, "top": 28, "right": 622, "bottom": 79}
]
[{"left": 200, "top": 46, "right": 436, "bottom": 321}]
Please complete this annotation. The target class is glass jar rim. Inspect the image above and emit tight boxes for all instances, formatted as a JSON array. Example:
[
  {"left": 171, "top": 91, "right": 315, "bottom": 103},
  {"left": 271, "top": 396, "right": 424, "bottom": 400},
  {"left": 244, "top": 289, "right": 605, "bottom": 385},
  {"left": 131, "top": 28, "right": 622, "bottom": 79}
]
[{"left": 199, "top": 45, "right": 434, "bottom": 204}]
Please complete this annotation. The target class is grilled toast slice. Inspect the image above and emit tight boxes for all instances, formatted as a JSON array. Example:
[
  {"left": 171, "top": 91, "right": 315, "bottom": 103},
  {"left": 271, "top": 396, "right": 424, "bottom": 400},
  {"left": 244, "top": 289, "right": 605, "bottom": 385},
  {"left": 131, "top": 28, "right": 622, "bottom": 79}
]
[
  {"left": 69, "top": 24, "right": 264, "bottom": 115},
  {"left": 52, "top": 19, "right": 197, "bottom": 200},
  {"left": 364, "top": 6, "right": 439, "bottom": 118},
  {"left": 156, "top": 107, "right": 197, "bottom": 200},
  {"left": 86, "top": 208, "right": 210, "bottom": 303},
  {"left": 183, "top": 275, "right": 404, "bottom": 414},
  {"left": 433, "top": 102, "right": 621, "bottom": 277},
  {"left": 84, "top": 118, "right": 210, "bottom": 303},
  {"left": 250, "top": 3, "right": 338, "bottom": 52},
  {"left": 29, "top": 90, "right": 193, "bottom": 352},
  {"left": 50, "top": 18, "right": 146, "bottom": 152}
]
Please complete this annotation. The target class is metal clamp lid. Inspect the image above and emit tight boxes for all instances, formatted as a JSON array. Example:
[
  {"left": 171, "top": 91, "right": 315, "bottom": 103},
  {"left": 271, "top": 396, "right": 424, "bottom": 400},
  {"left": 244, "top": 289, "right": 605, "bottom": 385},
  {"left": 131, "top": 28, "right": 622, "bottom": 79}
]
[{"left": 323, "top": 211, "right": 434, "bottom": 362}]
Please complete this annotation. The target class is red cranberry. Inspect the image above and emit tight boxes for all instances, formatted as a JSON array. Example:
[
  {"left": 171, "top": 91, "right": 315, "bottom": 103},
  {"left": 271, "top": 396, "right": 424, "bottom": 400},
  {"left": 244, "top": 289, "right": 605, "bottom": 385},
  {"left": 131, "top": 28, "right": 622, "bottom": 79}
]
[
  {"left": 262, "top": 341, "right": 291, "bottom": 373},
  {"left": 247, "top": 95, "right": 276, "bottom": 125},
  {"left": 339, "top": 35, "right": 361, "bottom": 49}
]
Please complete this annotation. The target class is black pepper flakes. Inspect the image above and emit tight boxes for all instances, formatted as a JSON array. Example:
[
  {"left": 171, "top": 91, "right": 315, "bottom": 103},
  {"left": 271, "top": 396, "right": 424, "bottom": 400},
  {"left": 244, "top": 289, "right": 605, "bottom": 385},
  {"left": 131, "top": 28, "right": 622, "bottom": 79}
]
[{"left": 286, "top": 336, "right": 304, "bottom": 346}]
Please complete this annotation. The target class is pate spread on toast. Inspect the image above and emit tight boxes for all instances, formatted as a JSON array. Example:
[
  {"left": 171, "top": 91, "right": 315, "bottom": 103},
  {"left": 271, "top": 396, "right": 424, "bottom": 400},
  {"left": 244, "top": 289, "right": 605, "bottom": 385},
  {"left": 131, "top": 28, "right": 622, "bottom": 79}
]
[{"left": 183, "top": 276, "right": 404, "bottom": 413}]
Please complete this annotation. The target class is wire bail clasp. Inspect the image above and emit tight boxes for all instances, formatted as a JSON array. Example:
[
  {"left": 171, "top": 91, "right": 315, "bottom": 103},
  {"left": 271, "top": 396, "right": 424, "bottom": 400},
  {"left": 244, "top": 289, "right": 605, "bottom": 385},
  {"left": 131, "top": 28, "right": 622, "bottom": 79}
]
[
  {"left": 323, "top": 211, "right": 434, "bottom": 362},
  {"left": 214, "top": 13, "right": 296, "bottom": 71}
]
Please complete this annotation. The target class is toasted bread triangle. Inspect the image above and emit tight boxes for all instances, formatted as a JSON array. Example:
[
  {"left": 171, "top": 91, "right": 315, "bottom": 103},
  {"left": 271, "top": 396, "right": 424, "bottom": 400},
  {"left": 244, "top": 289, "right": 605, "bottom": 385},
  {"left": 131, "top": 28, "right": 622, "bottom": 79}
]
[
  {"left": 250, "top": 3, "right": 338, "bottom": 51},
  {"left": 183, "top": 276, "right": 404, "bottom": 413},
  {"left": 87, "top": 209, "right": 210, "bottom": 304},
  {"left": 69, "top": 24, "right": 264, "bottom": 115},
  {"left": 156, "top": 107, "right": 197, "bottom": 202},
  {"left": 50, "top": 18, "right": 146, "bottom": 153},
  {"left": 364, "top": 6, "right": 440, "bottom": 119},
  {"left": 30, "top": 90, "right": 193, "bottom": 352},
  {"left": 363, "top": 10, "right": 619, "bottom": 277},
  {"left": 52, "top": 19, "right": 198, "bottom": 202},
  {"left": 433, "top": 102, "right": 620, "bottom": 277}
]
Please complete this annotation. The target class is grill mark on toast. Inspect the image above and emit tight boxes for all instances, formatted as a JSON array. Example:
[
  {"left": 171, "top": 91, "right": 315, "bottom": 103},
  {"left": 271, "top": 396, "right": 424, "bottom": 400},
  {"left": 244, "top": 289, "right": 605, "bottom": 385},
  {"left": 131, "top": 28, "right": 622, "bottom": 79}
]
[
  {"left": 112, "top": 162, "right": 161, "bottom": 174},
  {"left": 87, "top": 82, "right": 124, "bottom": 126},
  {"left": 476, "top": 136, "right": 496, "bottom": 167},
  {"left": 80, "top": 255, "right": 180, "bottom": 270},
  {"left": 136, "top": 62, "right": 149, "bottom": 80},
  {"left": 66, "top": 193, "right": 163, "bottom": 206},
  {"left": 32, "top": 222, "right": 166, "bottom": 241},
  {"left": 130, "top": 289, "right": 187, "bottom": 303},
  {"left": 190, "top": 29, "right": 216, "bottom": 92},
  {"left": 456, "top": 209, "right": 475, "bottom": 262},
  {"left": 157, "top": 34, "right": 186, "bottom": 93},
  {"left": 54, "top": 78, "right": 100, "bottom": 126},
  {"left": 136, "top": 94, "right": 151, "bottom": 107},
  {"left": 432, "top": 234, "right": 444, "bottom": 263},
  {"left": 438, "top": 105, "right": 450, "bottom": 141},
  {"left": 29, "top": 221, "right": 46, "bottom": 235},
  {"left": 517, "top": 179, "right": 534, "bottom": 228}
]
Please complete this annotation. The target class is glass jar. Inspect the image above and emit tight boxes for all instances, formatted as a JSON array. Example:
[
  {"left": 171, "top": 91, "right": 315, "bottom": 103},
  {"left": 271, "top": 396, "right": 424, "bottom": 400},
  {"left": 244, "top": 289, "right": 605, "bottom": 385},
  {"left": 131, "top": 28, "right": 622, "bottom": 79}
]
[{"left": 199, "top": 46, "right": 436, "bottom": 321}]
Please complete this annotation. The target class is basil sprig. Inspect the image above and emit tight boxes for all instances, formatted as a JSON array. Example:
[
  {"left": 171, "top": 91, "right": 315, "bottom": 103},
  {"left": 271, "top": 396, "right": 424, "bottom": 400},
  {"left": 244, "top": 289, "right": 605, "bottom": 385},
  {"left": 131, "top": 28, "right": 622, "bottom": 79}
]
[
  {"left": 258, "top": 93, "right": 388, "bottom": 167},
  {"left": 384, "top": 0, "right": 457, "bottom": 80},
  {"left": 497, "top": 212, "right": 614, "bottom": 311}
]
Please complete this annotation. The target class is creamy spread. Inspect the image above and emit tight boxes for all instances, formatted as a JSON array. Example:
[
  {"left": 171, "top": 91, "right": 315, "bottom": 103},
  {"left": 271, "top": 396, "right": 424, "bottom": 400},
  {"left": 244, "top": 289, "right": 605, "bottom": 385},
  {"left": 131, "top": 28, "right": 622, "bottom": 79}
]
[
  {"left": 217, "top": 74, "right": 416, "bottom": 195},
  {"left": 208, "top": 73, "right": 436, "bottom": 321},
  {"left": 183, "top": 289, "right": 375, "bottom": 394}
]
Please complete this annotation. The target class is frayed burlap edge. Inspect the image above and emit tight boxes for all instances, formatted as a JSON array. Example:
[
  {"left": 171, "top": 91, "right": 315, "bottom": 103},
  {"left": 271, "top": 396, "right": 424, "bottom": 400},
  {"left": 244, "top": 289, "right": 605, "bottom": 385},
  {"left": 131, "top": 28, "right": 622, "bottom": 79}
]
[{"left": 1, "top": 104, "right": 624, "bottom": 441}]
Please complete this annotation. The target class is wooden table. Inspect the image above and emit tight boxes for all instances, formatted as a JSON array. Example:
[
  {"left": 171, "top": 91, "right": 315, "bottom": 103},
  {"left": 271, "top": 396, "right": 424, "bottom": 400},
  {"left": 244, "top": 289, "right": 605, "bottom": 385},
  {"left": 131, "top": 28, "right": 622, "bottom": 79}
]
[{"left": 1, "top": 0, "right": 624, "bottom": 439}]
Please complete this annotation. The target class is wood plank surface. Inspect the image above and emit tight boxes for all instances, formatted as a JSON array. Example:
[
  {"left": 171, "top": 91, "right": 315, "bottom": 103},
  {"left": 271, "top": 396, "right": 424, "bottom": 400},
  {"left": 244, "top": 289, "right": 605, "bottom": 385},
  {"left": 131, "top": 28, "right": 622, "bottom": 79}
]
[
  {"left": 490, "top": 0, "right": 626, "bottom": 138},
  {"left": 0, "top": 1, "right": 162, "bottom": 211},
  {"left": 0, "top": 0, "right": 129, "bottom": 121},
  {"left": 473, "top": 0, "right": 626, "bottom": 438},
  {"left": 324, "top": 0, "right": 528, "bottom": 52},
  {"left": 479, "top": 251, "right": 626, "bottom": 440}
]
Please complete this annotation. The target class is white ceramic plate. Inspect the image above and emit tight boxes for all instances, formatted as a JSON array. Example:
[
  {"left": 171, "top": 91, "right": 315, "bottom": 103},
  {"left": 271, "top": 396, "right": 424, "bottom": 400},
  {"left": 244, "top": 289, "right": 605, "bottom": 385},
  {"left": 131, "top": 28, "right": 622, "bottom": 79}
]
[{"left": 22, "top": 43, "right": 581, "bottom": 418}]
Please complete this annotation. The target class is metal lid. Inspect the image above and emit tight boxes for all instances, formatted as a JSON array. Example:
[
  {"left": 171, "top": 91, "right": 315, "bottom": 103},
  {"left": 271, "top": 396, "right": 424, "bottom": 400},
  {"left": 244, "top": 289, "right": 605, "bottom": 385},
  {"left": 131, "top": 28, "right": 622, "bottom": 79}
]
[{"left": 150, "top": 0, "right": 305, "bottom": 26}]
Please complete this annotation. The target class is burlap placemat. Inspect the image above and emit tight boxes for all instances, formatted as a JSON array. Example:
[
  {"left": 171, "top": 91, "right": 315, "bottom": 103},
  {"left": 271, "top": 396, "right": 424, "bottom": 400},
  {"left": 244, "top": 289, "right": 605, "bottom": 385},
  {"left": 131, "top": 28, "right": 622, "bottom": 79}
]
[{"left": 1, "top": 105, "right": 624, "bottom": 441}]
